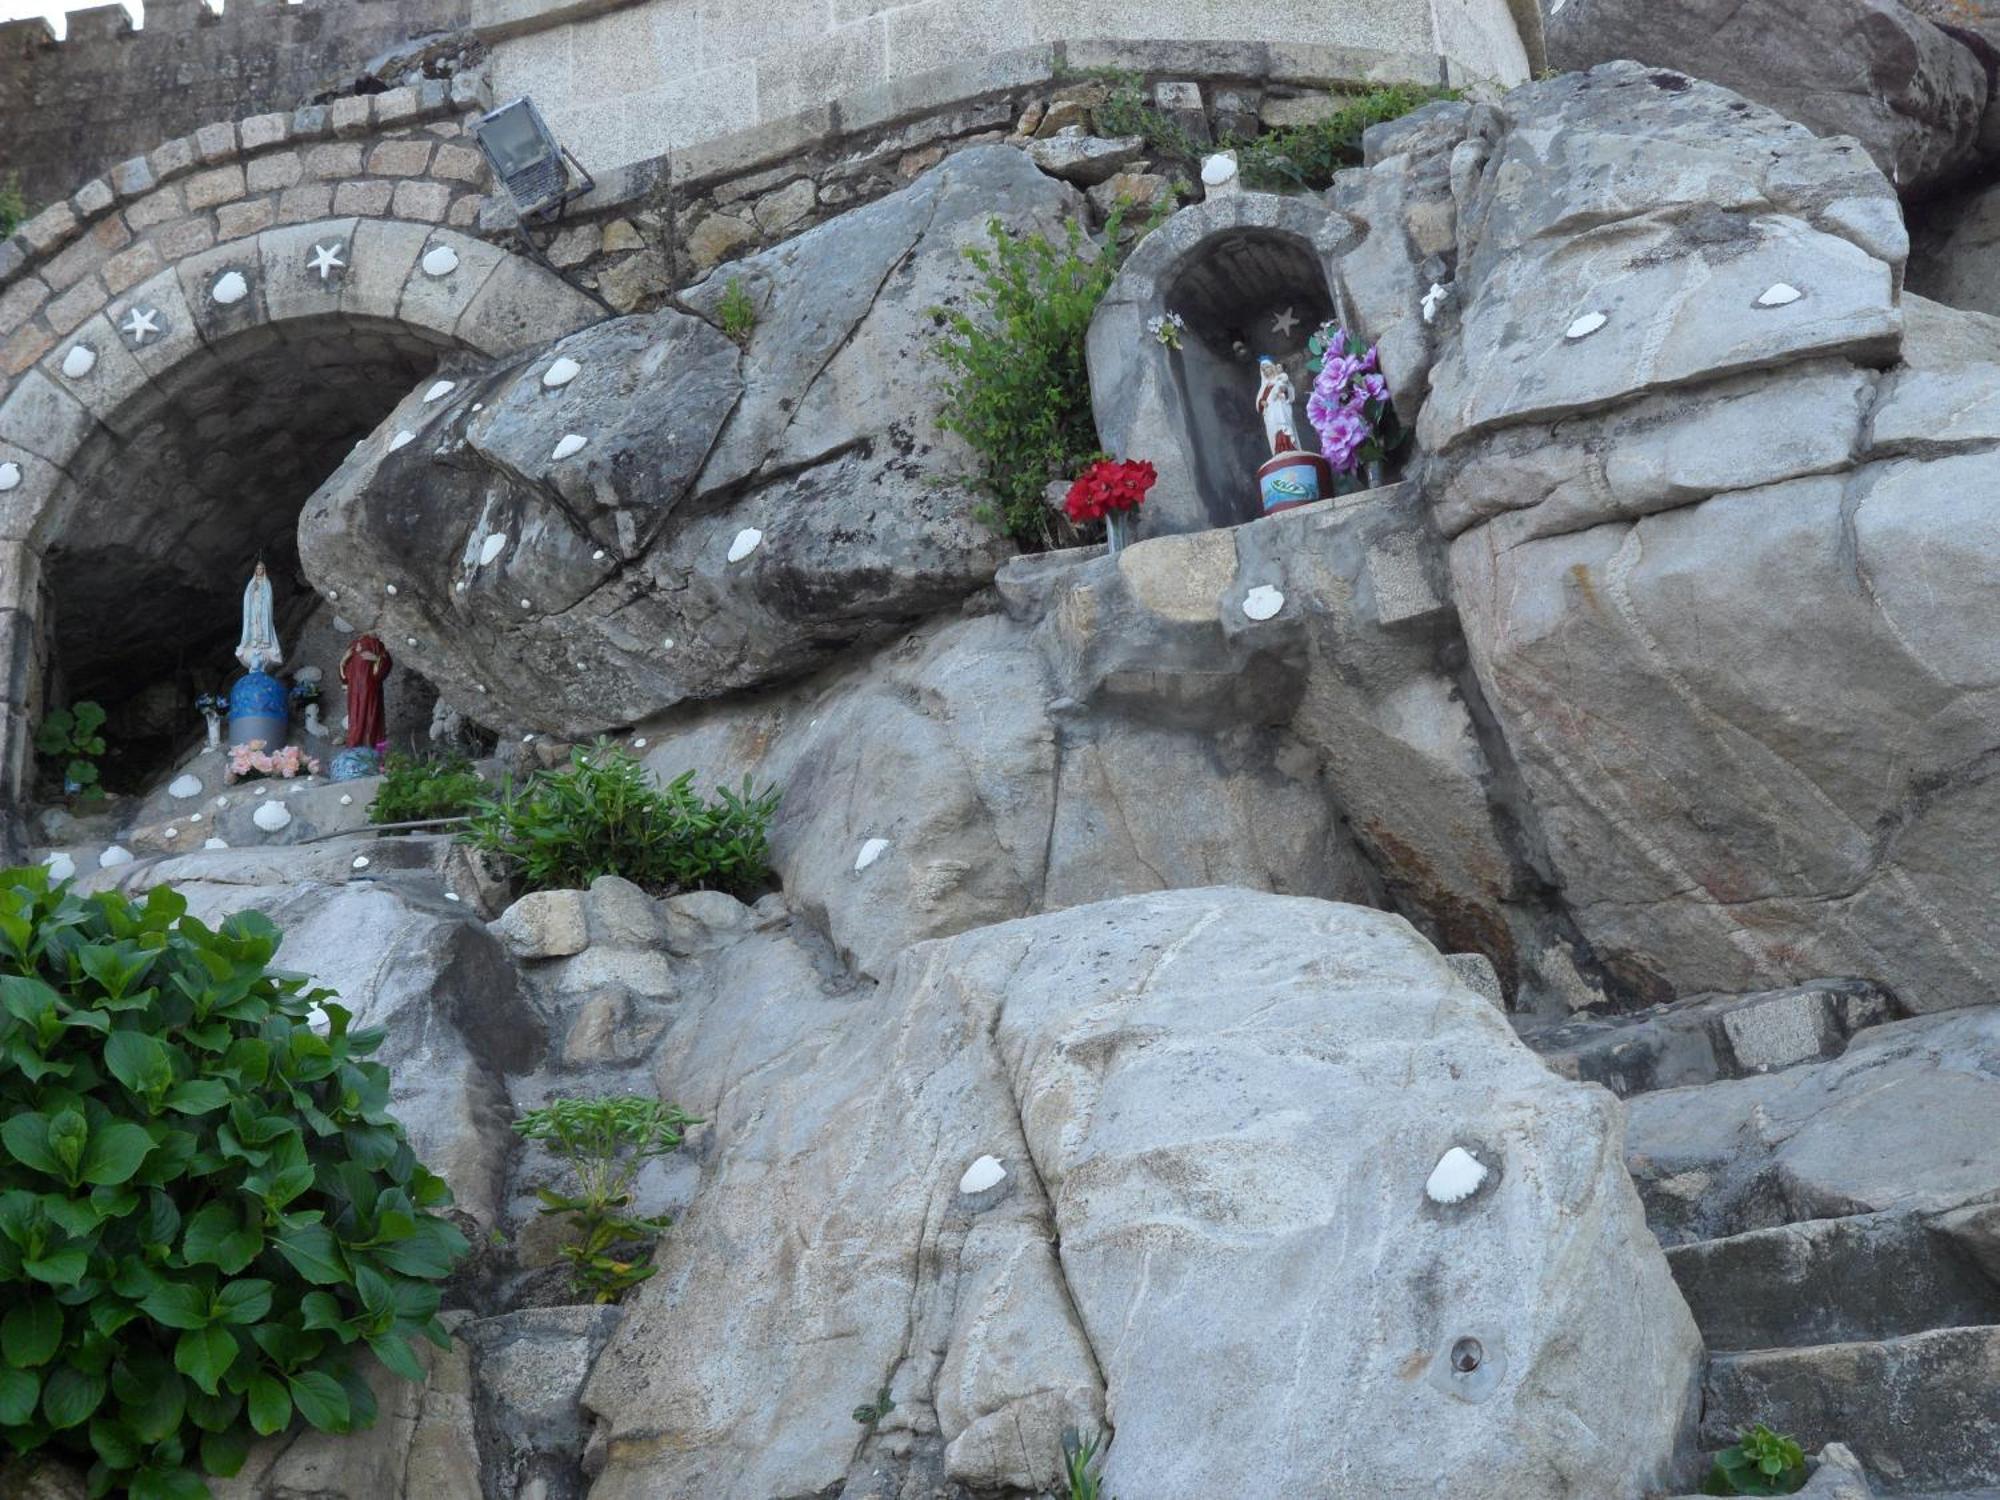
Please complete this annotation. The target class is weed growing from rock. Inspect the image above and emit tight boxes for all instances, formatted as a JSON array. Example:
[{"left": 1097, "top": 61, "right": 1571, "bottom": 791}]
[
  {"left": 368, "top": 754, "right": 487, "bottom": 827},
  {"left": 1703, "top": 1423, "right": 1809, "bottom": 1495},
  {"left": 512, "top": 1096, "right": 698, "bottom": 1303},
  {"left": 717, "top": 278, "right": 758, "bottom": 344}
]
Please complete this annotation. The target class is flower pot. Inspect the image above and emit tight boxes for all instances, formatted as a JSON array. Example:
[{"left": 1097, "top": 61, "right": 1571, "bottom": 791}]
[
  {"left": 1257, "top": 451, "right": 1335, "bottom": 515},
  {"left": 227, "top": 670, "right": 289, "bottom": 752}
]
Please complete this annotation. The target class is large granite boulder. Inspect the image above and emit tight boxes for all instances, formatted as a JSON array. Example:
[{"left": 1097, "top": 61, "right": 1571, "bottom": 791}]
[
  {"left": 581, "top": 889, "right": 1702, "bottom": 1499},
  {"left": 299, "top": 147, "right": 1078, "bottom": 735},
  {"left": 1543, "top": 0, "right": 1989, "bottom": 193},
  {"left": 1386, "top": 66, "right": 2000, "bottom": 1012}
]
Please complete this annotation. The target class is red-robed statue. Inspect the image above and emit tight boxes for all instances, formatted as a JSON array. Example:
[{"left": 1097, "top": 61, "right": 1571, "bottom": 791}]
[{"left": 338, "top": 633, "right": 393, "bottom": 750}]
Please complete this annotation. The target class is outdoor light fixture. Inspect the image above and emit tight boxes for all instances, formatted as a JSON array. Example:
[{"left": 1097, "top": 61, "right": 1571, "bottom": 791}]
[{"left": 474, "top": 97, "right": 593, "bottom": 222}]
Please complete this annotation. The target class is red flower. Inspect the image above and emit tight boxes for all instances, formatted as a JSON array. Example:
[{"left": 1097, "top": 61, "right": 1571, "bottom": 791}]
[{"left": 1064, "top": 458, "right": 1157, "bottom": 524}]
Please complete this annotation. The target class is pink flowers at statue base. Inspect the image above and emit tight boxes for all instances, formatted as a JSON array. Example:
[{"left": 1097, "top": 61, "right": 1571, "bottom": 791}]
[{"left": 224, "top": 740, "right": 322, "bottom": 784}]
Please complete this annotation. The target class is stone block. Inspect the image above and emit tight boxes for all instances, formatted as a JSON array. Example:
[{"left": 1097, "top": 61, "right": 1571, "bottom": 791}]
[
  {"left": 1365, "top": 528, "right": 1447, "bottom": 626},
  {"left": 685, "top": 211, "right": 756, "bottom": 271},
  {"left": 368, "top": 139, "right": 436, "bottom": 177},
  {"left": 41, "top": 217, "right": 129, "bottom": 295},
  {"left": 257, "top": 217, "right": 363, "bottom": 326},
  {"left": 239, "top": 112, "right": 291, "bottom": 152},
  {"left": 216, "top": 199, "right": 277, "bottom": 242},
  {"left": 290, "top": 104, "right": 332, "bottom": 141},
  {"left": 418, "top": 78, "right": 453, "bottom": 114},
  {"left": 41, "top": 277, "right": 105, "bottom": 338},
  {"left": 396, "top": 230, "right": 508, "bottom": 340},
  {"left": 146, "top": 137, "right": 196, "bottom": 185},
  {"left": 0, "top": 279, "right": 49, "bottom": 338},
  {"left": 392, "top": 181, "right": 454, "bottom": 222},
  {"left": 374, "top": 85, "right": 422, "bottom": 126},
  {"left": 1153, "top": 79, "right": 1211, "bottom": 145},
  {"left": 40, "top": 308, "right": 156, "bottom": 436},
  {"left": 1446, "top": 951, "right": 1505, "bottom": 1008},
  {"left": 151, "top": 217, "right": 216, "bottom": 262},
  {"left": 431, "top": 143, "right": 487, "bottom": 183},
  {"left": 332, "top": 180, "right": 396, "bottom": 218},
  {"left": 108, "top": 156, "right": 156, "bottom": 200},
  {"left": 182, "top": 165, "right": 246, "bottom": 212},
  {"left": 99, "top": 239, "right": 162, "bottom": 297},
  {"left": 753, "top": 178, "right": 816, "bottom": 235},
  {"left": 69, "top": 179, "right": 114, "bottom": 218},
  {"left": 0, "top": 325, "right": 55, "bottom": 381},
  {"left": 17, "top": 203, "right": 78, "bottom": 257},
  {"left": 453, "top": 252, "right": 602, "bottom": 354},
  {"left": 276, "top": 184, "right": 337, "bottom": 225},
  {"left": 103, "top": 265, "right": 205, "bottom": 386},
  {"left": 123, "top": 187, "right": 182, "bottom": 232},
  {"left": 304, "top": 143, "right": 366, "bottom": 181},
  {"left": 330, "top": 95, "right": 375, "bottom": 138},
  {"left": 1719, "top": 988, "right": 1837, "bottom": 1073},
  {"left": 0, "top": 369, "right": 97, "bottom": 467},
  {"left": 1262, "top": 91, "right": 1345, "bottom": 129},
  {"left": 193, "top": 121, "right": 238, "bottom": 165},
  {"left": 245, "top": 151, "right": 304, "bottom": 194}
]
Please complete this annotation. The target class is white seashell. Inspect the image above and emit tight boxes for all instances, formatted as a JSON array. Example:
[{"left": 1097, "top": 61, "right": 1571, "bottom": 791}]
[
  {"left": 203, "top": 837, "right": 228, "bottom": 850},
  {"left": 352, "top": 856, "right": 370, "bottom": 870},
  {"left": 423, "top": 379, "right": 456, "bottom": 404},
  {"left": 727, "top": 528, "right": 763, "bottom": 563},
  {"left": 163, "top": 828, "right": 178, "bottom": 839},
  {"left": 61, "top": 344, "right": 96, "bottom": 379},
  {"left": 632, "top": 737, "right": 648, "bottom": 749},
  {"left": 43, "top": 852, "right": 75, "bottom": 882},
  {"left": 1241, "top": 584, "right": 1285, "bottom": 621},
  {"left": 1757, "top": 282, "right": 1802, "bottom": 307},
  {"left": 542, "top": 355, "right": 580, "bottom": 388},
  {"left": 959, "top": 1155, "right": 1007, "bottom": 1194},
  {"left": 478, "top": 533, "right": 507, "bottom": 566},
  {"left": 189, "top": 814, "right": 202, "bottom": 823},
  {"left": 1426, "top": 1147, "right": 1489, "bottom": 1205},
  {"left": 211, "top": 270, "right": 249, "bottom": 305},
  {"left": 98, "top": 845, "right": 134, "bottom": 869},
  {"left": 592, "top": 549, "right": 606, "bottom": 561},
  {"left": 388, "top": 430, "right": 415, "bottom": 451},
  {"left": 339, "top": 794, "right": 353, "bottom": 806},
  {"left": 1200, "top": 153, "right": 1238, "bottom": 186},
  {"left": 252, "top": 801, "right": 292, "bottom": 832},
  {"left": 519, "top": 597, "right": 532, "bottom": 609},
  {"left": 420, "top": 244, "right": 460, "bottom": 277},
  {"left": 327, "top": 590, "right": 339, "bottom": 601},
  {"left": 385, "top": 584, "right": 398, "bottom": 596},
  {"left": 854, "top": 837, "right": 890, "bottom": 872},
  {"left": 168, "top": 773, "right": 203, "bottom": 799},
  {"left": 1565, "top": 311, "right": 1607, "bottom": 340},
  {"left": 551, "top": 432, "right": 587, "bottom": 461},
  {"left": 0, "top": 462, "right": 20, "bottom": 492},
  {"left": 406, "top": 636, "right": 418, "bottom": 647},
  {"left": 445, "top": 891, "right": 462, "bottom": 902}
]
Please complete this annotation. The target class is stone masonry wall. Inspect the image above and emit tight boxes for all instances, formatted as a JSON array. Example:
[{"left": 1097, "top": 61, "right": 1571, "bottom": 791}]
[
  {"left": 481, "top": 0, "right": 1534, "bottom": 176},
  {"left": 0, "top": 0, "right": 470, "bottom": 212}
]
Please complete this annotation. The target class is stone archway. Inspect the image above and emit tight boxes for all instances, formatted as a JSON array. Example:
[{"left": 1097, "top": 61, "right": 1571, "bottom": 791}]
[{"left": 0, "top": 86, "right": 605, "bottom": 812}]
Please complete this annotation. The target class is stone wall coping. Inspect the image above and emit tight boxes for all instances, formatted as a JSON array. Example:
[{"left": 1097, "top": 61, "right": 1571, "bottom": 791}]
[
  {"left": 497, "top": 35, "right": 1457, "bottom": 228},
  {"left": 468, "top": 0, "right": 646, "bottom": 42},
  {"left": 0, "top": 73, "right": 493, "bottom": 297}
]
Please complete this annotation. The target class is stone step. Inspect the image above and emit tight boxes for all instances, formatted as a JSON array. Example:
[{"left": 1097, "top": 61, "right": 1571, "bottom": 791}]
[
  {"left": 1666, "top": 1211, "right": 2000, "bottom": 1351},
  {"left": 1703, "top": 1326, "right": 2000, "bottom": 1494},
  {"left": 1524, "top": 978, "right": 1901, "bottom": 1098}
]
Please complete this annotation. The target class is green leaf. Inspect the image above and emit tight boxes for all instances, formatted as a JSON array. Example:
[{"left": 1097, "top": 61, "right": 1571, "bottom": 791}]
[
  {"left": 214, "top": 1278, "right": 273, "bottom": 1326},
  {"left": 182, "top": 1200, "right": 262, "bottom": 1275},
  {"left": 273, "top": 1222, "right": 345, "bottom": 1285},
  {"left": 130, "top": 1466, "right": 211, "bottom": 1500},
  {"left": 0, "top": 1365, "right": 39, "bottom": 1424},
  {"left": 140, "top": 1281, "right": 210, "bottom": 1331},
  {"left": 88, "top": 1413, "right": 143, "bottom": 1469},
  {"left": 367, "top": 1331, "right": 426, "bottom": 1383},
  {"left": 42, "top": 1362, "right": 107, "bottom": 1428},
  {"left": 199, "top": 1424, "right": 251, "bottom": 1479},
  {"left": 0, "top": 974, "right": 61, "bottom": 1025},
  {"left": 118, "top": 1366, "right": 186, "bottom": 1444},
  {"left": 173, "top": 1324, "right": 236, "bottom": 1395},
  {"left": 105, "top": 1029, "right": 174, "bottom": 1097},
  {"left": 163, "top": 1078, "right": 231, "bottom": 1115},
  {"left": 246, "top": 1372, "right": 292, "bottom": 1436},
  {"left": 80, "top": 1120, "right": 154, "bottom": 1186},
  {"left": 2, "top": 1111, "right": 62, "bottom": 1176},
  {"left": 286, "top": 1369, "right": 350, "bottom": 1433},
  {"left": 25, "top": 1247, "right": 88, "bottom": 1286},
  {"left": 3, "top": 1296, "right": 63, "bottom": 1366}
]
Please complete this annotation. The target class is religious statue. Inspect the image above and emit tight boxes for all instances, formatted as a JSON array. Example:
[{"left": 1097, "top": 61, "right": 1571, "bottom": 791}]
[
  {"left": 235, "top": 562, "right": 283, "bottom": 672},
  {"left": 338, "top": 633, "right": 393, "bottom": 751},
  {"left": 1252, "top": 354, "right": 1332, "bottom": 518},
  {"left": 1255, "top": 357, "right": 1301, "bottom": 455}
]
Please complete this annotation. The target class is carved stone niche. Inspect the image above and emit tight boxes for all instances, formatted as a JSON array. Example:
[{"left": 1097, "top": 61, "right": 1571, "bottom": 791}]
[{"left": 1087, "top": 194, "right": 1361, "bottom": 539}]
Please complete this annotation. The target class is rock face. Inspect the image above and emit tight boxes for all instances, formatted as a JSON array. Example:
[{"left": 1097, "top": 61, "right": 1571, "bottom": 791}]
[
  {"left": 299, "top": 147, "right": 1077, "bottom": 735},
  {"left": 581, "top": 889, "right": 1701, "bottom": 1500},
  {"left": 1370, "top": 63, "right": 2000, "bottom": 1011},
  {"left": 1542, "top": 0, "right": 1990, "bottom": 192}
]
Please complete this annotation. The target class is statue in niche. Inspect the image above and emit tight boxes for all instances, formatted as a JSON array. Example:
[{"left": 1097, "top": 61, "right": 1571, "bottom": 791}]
[
  {"left": 235, "top": 562, "right": 284, "bottom": 673},
  {"left": 1256, "top": 356, "right": 1302, "bottom": 455},
  {"left": 338, "top": 633, "right": 394, "bottom": 751}
]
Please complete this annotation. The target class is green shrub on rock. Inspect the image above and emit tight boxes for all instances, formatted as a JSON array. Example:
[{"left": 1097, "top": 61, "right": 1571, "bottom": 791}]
[
  {"left": 367, "top": 753, "right": 486, "bottom": 827},
  {"left": 463, "top": 740, "right": 778, "bottom": 898},
  {"left": 1703, "top": 1423, "right": 1809, "bottom": 1495},
  {"left": 0, "top": 869, "right": 468, "bottom": 1499}
]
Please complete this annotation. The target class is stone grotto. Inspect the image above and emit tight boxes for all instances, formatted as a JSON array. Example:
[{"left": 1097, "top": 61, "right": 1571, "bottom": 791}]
[{"left": 4, "top": 0, "right": 2000, "bottom": 1496}]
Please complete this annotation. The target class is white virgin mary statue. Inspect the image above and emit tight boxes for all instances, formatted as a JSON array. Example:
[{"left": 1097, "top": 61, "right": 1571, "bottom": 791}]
[{"left": 235, "top": 562, "right": 283, "bottom": 672}]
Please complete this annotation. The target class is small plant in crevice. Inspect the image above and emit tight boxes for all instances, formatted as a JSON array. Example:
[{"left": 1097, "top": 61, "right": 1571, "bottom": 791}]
[
  {"left": 717, "top": 277, "right": 758, "bottom": 344},
  {"left": 931, "top": 205, "right": 1156, "bottom": 550},
  {"left": 513, "top": 1095, "right": 699, "bottom": 1304},
  {"left": 1231, "top": 84, "right": 1460, "bottom": 191},
  {"left": 368, "top": 753, "right": 486, "bottom": 827},
  {"left": 34, "top": 700, "right": 106, "bottom": 802},
  {"left": 1062, "top": 1425, "right": 1117, "bottom": 1500},
  {"left": 851, "top": 1385, "right": 895, "bottom": 1428},
  {"left": 462, "top": 740, "right": 778, "bottom": 898},
  {"left": 1702, "top": 1423, "right": 1809, "bottom": 1496},
  {"left": 0, "top": 175, "right": 28, "bottom": 240}
]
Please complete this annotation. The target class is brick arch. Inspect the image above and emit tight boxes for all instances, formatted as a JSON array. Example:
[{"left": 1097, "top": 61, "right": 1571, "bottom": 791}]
[{"left": 0, "top": 83, "right": 607, "bottom": 823}]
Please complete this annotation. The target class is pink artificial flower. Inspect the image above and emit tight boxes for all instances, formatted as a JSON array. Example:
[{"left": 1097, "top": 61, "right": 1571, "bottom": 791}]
[{"left": 1316, "top": 406, "right": 1371, "bottom": 472}]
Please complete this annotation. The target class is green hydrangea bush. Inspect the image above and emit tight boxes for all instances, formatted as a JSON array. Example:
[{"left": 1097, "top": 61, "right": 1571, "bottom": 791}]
[{"left": 0, "top": 869, "right": 468, "bottom": 1499}]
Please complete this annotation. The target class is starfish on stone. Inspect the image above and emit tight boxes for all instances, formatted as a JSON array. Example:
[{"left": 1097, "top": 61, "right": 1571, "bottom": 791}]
[
  {"left": 307, "top": 240, "right": 346, "bottom": 282},
  {"left": 1271, "top": 306, "right": 1300, "bottom": 338},
  {"left": 121, "top": 306, "right": 162, "bottom": 345}
]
